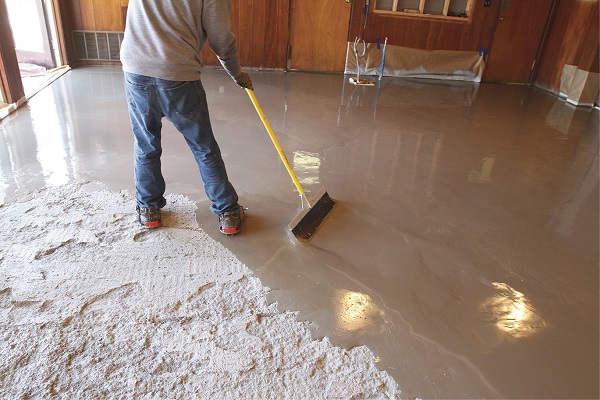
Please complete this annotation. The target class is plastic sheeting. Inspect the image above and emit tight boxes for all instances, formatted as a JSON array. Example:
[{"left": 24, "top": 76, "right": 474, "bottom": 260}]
[
  {"left": 560, "top": 64, "right": 599, "bottom": 107},
  {"left": 344, "top": 42, "right": 485, "bottom": 82}
]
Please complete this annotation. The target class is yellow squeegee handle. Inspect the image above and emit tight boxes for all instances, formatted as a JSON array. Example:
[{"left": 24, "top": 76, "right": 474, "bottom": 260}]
[{"left": 245, "top": 88, "right": 305, "bottom": 196}]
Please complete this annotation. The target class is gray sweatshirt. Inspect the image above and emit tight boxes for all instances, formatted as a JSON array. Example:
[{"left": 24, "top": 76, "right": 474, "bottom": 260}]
[{"left": 120, "top": 0, "right": 243, "bottom": 82}]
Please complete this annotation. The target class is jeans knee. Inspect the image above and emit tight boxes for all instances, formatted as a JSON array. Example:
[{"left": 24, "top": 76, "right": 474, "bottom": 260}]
[{"left": 135, "top": 149, "right": 162, "bottom": 162}]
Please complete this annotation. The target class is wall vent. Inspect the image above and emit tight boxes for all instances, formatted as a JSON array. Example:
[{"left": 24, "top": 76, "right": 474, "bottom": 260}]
[{"left": 73, "top": 31, "right": 124, "bottom": 61}]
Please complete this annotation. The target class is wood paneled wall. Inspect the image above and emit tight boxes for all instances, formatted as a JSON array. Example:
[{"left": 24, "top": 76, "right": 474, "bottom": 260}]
[
  {"left": 351, "top": 0, "right": 598, "bottom": 92},
  {"left": 349, "top": 0, "right": 501, "bottom": 52},
  {"left": 60, "top": 0, "right": 503, "bottom": 65},
  {"left": 57, "top": 0, "right": 128, "bottom": 65},
  {"left": 56, "top": 0, "right": 598, "bottom": 94},
  {"left": 202, "top": 0, "right": 289, "bottom": 70},
  {"left": 62, "top": 0, "right": 128, "bottom": 31},
  {"left": 535, "top": 0, "right": 599, "bottom": 91},
  {"left": 59, "top": 0, "right": 288, "bottom": 70}
]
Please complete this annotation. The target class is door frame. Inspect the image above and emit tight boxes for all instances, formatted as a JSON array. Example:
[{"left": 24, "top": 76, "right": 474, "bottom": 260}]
[
  {"left": 0, "top": 0, "right": 66, "bottom": 105},
  {"left": 0, "top": 0, "right": 24, "bottom": 104},
  {"left": 529, "top": 0, "right": 558, "bottom": 84}
]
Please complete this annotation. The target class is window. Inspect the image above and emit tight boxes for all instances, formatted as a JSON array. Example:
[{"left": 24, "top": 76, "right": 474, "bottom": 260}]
[{"left": 374, "top": 0, "right": 472, "bottom": 21}]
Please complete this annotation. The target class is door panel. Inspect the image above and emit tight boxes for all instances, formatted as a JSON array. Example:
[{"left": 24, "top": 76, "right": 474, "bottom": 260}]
[
  {"left": 201, "top": 0, "right": 289, "bottom": 70},
  {"left": 289, "top": 0, "right": 352, "bottom": 72},
  {"left": 7, "top": 0, "right": 56, "bottom": 70},
  {"left": 483, "top": 0, "right": 553, "bottom": 83}
]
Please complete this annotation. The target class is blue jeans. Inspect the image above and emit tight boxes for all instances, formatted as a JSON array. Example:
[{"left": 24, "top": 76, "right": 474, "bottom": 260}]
[{"left": 124, "top": 73, "right": 238, "bottom": 214}]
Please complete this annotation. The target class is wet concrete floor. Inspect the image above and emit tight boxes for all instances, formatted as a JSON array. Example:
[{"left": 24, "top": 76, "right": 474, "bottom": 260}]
[{"left": 1, "top": 66, "right": 598, "bottom": 399}]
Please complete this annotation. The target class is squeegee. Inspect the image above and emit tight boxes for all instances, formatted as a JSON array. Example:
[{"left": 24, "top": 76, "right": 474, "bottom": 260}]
[{"left": 245, "top": 88, "right": 335, "bottom": 241}]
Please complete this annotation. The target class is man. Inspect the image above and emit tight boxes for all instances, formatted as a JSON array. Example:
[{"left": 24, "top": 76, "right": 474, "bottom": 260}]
[{"left": 120, "top": 0, "right": 252, "bottom": 235}]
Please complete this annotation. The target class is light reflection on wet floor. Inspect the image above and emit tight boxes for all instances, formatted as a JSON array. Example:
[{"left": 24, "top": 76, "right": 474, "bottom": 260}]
[{"left": 1, "top": 67, "right": 598, "bottom": 399}]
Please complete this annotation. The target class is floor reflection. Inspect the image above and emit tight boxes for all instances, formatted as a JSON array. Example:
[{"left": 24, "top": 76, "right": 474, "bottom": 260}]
[
  {"left": 30, "top": 89, "right": 70, "bottom": 186},
  {"left": 335, "top": 289, "right": 383, "bottom": 333},
  {"left": 481, "top": 282, "right": 546, "bottom": 339}
]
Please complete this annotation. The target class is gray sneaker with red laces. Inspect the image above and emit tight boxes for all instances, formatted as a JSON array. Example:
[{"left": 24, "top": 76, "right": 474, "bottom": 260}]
[
  {"left": 219, "top": 205, "right": 244, "bottom": 235},
  {"left": 136, "top": 205, "right": 162, "bottom": 229}
]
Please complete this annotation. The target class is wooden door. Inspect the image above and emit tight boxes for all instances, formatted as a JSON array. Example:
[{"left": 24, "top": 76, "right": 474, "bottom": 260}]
[
  {"left": 288, "top": 0, "right": 352, "bottom": 72},
  {"left": 202, "top": 0, "right": 289, "bottom": 70},
  {"left": 0, "top": 0, "right": 25, "bottom": 104},
  {"left": 483, "top": 0, "right": 553, "bottom": 83}
]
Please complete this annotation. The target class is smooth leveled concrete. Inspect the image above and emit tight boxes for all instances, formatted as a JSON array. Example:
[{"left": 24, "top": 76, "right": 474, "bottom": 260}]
[{"left": 1, "top": 66, "right": 598, "bottom": 399}]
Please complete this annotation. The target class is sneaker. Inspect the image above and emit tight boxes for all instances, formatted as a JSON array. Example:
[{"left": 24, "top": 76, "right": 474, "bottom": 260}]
[
  {"left": 219, "top": 205, "right": 244, "bottom": 235},
  {"left": 136, "top": 205, "right": 162, "bottom": 228}
]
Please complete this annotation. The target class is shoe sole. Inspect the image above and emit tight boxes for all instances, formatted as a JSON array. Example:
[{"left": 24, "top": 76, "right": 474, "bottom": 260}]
[
  {"left": 219, "top": 206, "right": 243, "bottom": 236},
  {"left": 220, "top": 227, "right": 240, "bottom": 235},
  {"left": 137, "top": 205, "right": 161, "bottom": 229}
]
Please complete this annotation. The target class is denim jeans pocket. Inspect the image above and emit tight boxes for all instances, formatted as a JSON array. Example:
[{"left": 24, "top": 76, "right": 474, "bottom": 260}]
[
  {"left": 125, "top": 82, "right": 150, "bottom": 115},
  {"left": 163, "top": 80, "right": 204, "bottom": 117}
]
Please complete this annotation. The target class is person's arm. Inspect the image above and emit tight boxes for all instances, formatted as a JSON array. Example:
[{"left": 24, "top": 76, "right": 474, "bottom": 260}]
[{"left": 202, "top": 0, "right": 252, "bottom": 89}]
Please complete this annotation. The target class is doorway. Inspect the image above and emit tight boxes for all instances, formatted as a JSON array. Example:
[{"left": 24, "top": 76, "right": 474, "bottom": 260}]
[
  {"left": 1, "top": 0, "right": 67, "bottom": 117},
  {"left": 6, "top": 0, "right": 58, "bottom": 74},
  {"left": 483, "top": 0, "right": 554, "bottom": 83}
]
